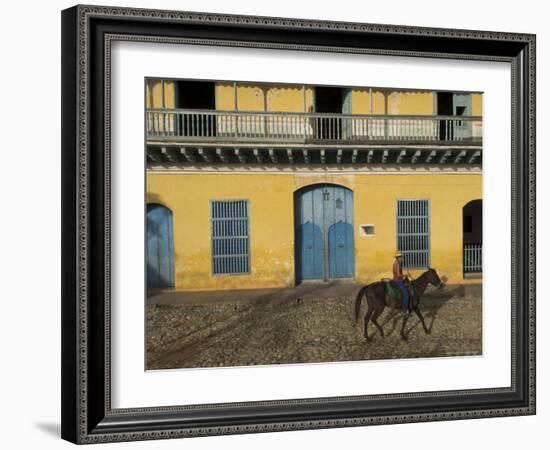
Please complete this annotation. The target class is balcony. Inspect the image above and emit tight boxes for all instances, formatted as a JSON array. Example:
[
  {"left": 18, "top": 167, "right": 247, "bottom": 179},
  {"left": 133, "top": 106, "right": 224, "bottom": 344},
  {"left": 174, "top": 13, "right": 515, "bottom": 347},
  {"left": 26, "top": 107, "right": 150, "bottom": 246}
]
[
  {"left": 145, "top": 109, "right": 483, "bottom": 166},
  {"left": 146, "top": 109, "right": 482, "bottom": 146}
]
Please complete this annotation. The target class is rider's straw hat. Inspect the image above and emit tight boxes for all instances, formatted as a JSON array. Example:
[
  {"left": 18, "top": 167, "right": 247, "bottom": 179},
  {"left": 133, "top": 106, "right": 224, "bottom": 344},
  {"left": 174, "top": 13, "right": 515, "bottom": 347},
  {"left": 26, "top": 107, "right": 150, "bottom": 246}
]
[{"left": 395, "top": 252, "right": 403, "bottom": 258}]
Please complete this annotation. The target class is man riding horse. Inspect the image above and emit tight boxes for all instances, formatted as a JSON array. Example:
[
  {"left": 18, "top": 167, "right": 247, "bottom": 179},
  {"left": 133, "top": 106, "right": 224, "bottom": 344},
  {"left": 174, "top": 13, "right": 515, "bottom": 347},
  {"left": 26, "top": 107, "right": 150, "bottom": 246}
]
[
  {"left": 354, "top": 263, "right": 444, "bottom": 341},
  {"left": 393, "top": 252, "right": 415, "bottom": 313}
]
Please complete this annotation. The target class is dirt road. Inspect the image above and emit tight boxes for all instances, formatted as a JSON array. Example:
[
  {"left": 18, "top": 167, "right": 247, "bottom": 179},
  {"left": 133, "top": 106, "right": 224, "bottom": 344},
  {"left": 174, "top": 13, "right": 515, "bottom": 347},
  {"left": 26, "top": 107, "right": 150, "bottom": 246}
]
[{"left": 146, "top": 284, "right": 482, "bottom": 370}]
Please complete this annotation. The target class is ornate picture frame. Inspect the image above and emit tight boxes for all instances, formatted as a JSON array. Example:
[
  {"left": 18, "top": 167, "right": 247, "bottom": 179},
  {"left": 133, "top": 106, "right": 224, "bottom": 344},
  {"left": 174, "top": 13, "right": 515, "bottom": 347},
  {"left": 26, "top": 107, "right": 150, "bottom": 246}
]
[{"left": 61, "top": 5, "right": 536, "bottom": 444}]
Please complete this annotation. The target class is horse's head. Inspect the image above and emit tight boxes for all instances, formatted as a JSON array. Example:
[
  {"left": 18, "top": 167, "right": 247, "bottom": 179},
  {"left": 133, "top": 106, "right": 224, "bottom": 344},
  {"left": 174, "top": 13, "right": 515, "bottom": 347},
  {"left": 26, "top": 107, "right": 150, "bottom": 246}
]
[{"left": 426, "top": 268, "right": 444, "bottom": 289}]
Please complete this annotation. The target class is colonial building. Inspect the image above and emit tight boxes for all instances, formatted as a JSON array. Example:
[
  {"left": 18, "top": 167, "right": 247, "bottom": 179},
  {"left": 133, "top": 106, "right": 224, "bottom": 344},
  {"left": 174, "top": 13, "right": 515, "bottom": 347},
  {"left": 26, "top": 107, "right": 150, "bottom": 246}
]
[{"left": 145, "top": 79, "right": 482, "bottom": 291}]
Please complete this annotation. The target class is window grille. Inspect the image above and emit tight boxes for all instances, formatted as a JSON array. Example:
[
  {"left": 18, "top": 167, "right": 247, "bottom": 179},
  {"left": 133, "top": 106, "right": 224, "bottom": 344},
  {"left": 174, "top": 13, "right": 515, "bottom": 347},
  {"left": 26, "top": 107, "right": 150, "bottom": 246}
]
[
  {"left": 396, "top": 199, "right": 430, "bottom": 269},
  {"left": 211, "top": 200, "right": 250, "bottom": 275}
]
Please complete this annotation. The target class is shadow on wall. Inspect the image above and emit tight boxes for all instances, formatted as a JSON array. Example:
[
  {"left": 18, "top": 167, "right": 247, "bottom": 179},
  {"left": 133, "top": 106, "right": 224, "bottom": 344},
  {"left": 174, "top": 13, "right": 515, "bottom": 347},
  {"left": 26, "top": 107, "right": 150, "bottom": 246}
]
[
  {"left": 34, "top": 422, "right": 60, "bottom": 438},
  {"left": 146, "top": 192, "right": 165, "bottom": 206}
]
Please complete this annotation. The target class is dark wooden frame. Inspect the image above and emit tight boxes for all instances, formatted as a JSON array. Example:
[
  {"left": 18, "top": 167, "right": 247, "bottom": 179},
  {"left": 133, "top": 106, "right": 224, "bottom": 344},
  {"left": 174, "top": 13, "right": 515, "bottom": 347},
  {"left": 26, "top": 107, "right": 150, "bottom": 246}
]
[{"left": 61, "top": 4, "right": 536, "bottom": 444}]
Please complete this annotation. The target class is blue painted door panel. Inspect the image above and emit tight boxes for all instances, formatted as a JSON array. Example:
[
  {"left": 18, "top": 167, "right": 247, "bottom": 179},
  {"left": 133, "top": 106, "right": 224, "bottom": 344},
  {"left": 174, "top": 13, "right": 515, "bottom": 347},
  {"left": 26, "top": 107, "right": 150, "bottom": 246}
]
[
  {"left": 295, "top": 187, "right": 323, "bottom": 281},
  {"left": 147, "top": 204, "right": 174, "bottom": 289},
  {"left": 453, "top": 94, "right": 472, "bottom": 140},
  {"left": 295, "top": 184, "right": 354, "bottom": 282},
  {"left": 297, "top": 221, "right": 323, "bottom": 280},
  {"left": 329, "top": 221, "right": 355, "bottom": 278}
]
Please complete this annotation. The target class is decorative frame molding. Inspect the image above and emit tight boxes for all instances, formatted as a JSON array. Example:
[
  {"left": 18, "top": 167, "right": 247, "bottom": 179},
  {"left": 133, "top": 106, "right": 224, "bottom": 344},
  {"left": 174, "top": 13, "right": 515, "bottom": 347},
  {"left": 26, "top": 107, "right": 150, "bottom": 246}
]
[{"left": 61, "top": 4, "right": 536, "bottom": 444}]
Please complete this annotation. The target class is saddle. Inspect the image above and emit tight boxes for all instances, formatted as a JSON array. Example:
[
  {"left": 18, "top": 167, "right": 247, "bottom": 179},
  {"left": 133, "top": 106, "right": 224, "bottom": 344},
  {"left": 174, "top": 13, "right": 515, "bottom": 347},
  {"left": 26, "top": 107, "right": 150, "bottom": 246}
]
[
  {"left": 381, "top": 279, "right": 401, "bottom": 300},
  {"left": 381, "top": 278, "right": 415, "bottom": 310}
]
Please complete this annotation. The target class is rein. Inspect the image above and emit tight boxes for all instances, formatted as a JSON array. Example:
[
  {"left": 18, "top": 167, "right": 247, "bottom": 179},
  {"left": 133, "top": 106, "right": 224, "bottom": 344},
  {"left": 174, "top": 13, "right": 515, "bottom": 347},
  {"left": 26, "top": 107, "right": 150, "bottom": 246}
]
[{"left": 411, "top": 271, "right": 431, "bottom": 299}]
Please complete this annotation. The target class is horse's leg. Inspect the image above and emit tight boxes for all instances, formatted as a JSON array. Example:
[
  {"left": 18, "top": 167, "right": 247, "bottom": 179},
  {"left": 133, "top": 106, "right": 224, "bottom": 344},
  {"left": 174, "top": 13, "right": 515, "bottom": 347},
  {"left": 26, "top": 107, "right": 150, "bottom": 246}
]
[
  {"left": 400, "top": 312, "right": 410, "bottom": 341},
  {"left": 414, "top": 308, "right": 430, "bottom": 334},
  {"left": 371, "top": 307, "right": 385, "bottom": 337},
  {"left": 363, "top": 306, "right": 374, "bottom": 341}
]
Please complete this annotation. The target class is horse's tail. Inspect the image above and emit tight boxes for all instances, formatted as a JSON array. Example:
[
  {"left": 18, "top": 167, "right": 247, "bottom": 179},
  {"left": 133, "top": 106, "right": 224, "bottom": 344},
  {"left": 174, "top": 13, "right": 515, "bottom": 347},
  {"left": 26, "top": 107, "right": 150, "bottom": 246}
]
[{"left": 354, "top": 285, "right": 368, "bottom": 324}]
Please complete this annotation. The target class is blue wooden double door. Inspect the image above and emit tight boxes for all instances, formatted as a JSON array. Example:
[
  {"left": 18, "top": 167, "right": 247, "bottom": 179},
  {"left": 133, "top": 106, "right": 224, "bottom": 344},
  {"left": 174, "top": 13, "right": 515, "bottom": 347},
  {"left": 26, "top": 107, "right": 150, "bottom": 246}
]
[
  {"left": 147, "top": 204, "right": 175, "bottom": 289},
  {"left": 295, "top": 184, "right": 355, "bottom": 282}
]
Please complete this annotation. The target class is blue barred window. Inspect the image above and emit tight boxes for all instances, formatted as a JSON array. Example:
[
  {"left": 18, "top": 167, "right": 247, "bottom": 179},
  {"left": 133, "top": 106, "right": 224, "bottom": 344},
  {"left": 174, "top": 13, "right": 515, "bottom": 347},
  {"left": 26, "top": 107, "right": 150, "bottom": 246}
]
[
  {"left": 396, "top": 199, "right": 430, "bottom": 269},
  {"left": 211, "top": 200, "right": 250, "bottom": 275}
]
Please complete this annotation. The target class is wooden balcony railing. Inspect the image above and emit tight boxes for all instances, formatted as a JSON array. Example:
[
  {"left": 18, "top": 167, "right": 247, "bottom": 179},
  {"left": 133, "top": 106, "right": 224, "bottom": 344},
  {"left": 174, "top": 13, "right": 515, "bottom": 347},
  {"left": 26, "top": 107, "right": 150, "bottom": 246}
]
[{"left": 146, "top": 109, "right": 483, "bottom": 145}]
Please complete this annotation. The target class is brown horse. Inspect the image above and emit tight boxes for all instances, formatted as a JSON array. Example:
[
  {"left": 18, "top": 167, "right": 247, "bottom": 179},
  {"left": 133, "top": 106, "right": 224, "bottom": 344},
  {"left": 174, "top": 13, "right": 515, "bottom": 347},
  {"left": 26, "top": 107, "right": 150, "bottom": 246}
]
[{"left": 354, "top": 268, "right": 444, "bottom": 341}]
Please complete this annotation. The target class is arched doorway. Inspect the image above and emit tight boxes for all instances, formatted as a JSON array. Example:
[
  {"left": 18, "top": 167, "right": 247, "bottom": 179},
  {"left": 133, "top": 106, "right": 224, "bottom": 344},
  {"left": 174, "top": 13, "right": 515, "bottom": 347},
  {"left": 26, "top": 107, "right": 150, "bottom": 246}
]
[
  {"left": 147, "top": 204, "right": 175, "bottom": 288},
  {"left": 294, "top": 184, "right": 355, "bottom": 283},
  {"left": 463, "top": 199, "right": 482, "bottom": 275}
]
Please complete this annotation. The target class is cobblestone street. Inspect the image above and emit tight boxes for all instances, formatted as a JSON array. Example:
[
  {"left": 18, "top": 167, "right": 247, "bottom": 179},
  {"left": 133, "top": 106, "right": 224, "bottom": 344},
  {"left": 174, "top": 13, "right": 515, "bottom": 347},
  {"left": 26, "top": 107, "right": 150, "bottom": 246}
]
[{"left": 146, "top": 283, "right": 482, "bottom": 370}]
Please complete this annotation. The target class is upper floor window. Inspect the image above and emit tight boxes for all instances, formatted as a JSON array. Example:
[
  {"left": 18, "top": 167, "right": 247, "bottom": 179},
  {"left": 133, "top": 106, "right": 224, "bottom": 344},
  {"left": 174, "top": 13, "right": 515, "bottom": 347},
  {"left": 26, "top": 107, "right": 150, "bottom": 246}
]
[{"left": 175, "top": 80, "right": 216, "bottom": 110}]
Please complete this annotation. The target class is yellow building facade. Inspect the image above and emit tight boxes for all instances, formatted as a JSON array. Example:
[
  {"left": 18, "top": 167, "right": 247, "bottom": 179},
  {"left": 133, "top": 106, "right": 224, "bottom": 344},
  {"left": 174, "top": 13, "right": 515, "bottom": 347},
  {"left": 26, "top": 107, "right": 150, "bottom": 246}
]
[
  {"left": 145, "top": 79, "right": 483, "bottom": 291},
  {"left": 147, "top": 80, "right": 482, "bottom": 116}
]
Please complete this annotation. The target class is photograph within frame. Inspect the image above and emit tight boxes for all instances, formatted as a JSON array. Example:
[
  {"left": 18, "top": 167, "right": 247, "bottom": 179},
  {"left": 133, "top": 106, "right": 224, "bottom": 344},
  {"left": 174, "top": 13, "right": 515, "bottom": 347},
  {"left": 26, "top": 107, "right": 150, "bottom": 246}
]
[{"left": 145, "top": 77, "right": 484, "bottom": 370}]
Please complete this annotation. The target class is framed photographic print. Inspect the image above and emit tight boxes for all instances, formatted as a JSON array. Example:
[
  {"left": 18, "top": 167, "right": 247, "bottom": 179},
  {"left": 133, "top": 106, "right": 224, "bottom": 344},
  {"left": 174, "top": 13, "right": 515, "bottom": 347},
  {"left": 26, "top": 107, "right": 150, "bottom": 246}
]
[{"left": 61, "top": 4, "right": 536, "bottom": 444}]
